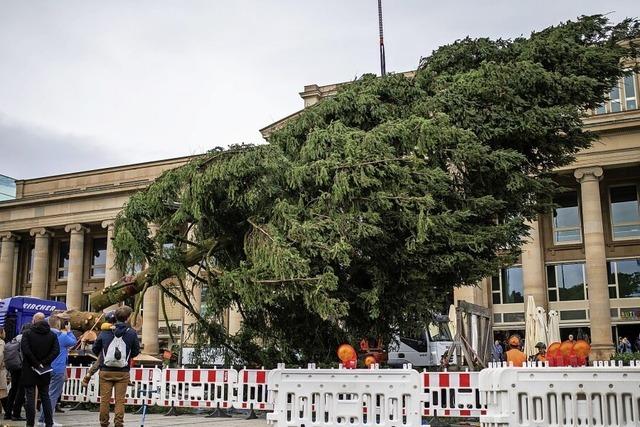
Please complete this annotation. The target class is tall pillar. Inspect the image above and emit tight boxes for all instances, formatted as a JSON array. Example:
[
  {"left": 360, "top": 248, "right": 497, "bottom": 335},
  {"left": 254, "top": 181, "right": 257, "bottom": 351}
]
[
  {"left": 64, "top": 224, "right": 87, "bottom": 310},
  {"left": 228, "top": 305, "right": 243, "bottom": 335},
  {"left": 574, "top": 167, "right": 613, "bottom": 360},
  {"left": 521, "top": 218, "right": 548, "bottom": 310},
  {"left": 101, "top": 220, "right": 122, "bottom": 290},
  {"left": 29, "top": 228, "right": 52, "bottom": 299},
  {"left": 142, "top": 285, "right": 160, "bottom": 354},
  {"left": 142, "top": 223, "right": 159, "bottom": 355},
  {"left": 0, "top": 232, "right": 18, "bottom": 299}
]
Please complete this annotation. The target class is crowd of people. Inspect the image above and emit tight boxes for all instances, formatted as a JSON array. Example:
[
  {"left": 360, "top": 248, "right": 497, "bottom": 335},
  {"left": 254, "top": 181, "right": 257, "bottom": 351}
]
[
  {"left": 616, "top": 335, "right": 640, "bottom": 354},
  {"left": 0, "top": 305, "right": 140, "bottom": 427}
]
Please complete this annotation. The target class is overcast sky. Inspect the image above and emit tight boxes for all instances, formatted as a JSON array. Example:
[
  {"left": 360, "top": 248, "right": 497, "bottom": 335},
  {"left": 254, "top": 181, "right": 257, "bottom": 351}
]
[{"left": 0, "top": 1, "right": 637, "bottom": 179}]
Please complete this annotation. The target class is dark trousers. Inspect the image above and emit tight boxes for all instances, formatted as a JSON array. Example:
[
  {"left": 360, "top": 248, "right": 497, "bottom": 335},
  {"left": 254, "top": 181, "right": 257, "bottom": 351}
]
[
  {"left": 6, "top": 368, "right": 25, "bottom": 418},
  {"left": 25, "top": 373, "right": 52, "bottom": 427}
]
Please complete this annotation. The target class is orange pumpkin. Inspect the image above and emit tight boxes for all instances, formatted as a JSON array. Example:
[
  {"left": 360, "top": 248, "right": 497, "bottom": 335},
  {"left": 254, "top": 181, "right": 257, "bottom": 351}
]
[
  {"left": 547, "top": 342, "right": 561, "bottom": 354},
  {"left": 337, "top": 344, "right": 357, "bottom": 363},
  {"left": 559, "top": 340, "right": 574, "bottom": 356},
  {"left": 573, "top": 339, "right": 591, "bottom": 357}
]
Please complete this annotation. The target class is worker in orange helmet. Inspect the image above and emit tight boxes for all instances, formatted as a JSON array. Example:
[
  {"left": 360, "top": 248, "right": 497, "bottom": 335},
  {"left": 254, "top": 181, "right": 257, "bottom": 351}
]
[{"left": 505, "top": 335, "right": 527, "bottom": 367}]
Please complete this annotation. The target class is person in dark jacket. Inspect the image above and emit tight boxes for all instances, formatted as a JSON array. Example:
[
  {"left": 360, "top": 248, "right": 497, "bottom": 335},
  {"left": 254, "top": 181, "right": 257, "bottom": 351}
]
[
  {"left": 4, "top": 323, "right": 30, "bottom": 421},
  {"left": 20, "top": 313, "right": 60, "bottom": 427},
  {"left": 92, "top": 306, "right": 140, "bottom": 427}
]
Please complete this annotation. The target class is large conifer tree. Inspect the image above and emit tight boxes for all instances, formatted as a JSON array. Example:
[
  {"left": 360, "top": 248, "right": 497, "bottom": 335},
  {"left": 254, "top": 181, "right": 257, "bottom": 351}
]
[{"left": 112, "top": 16, "right": 638, "bottom": 366}]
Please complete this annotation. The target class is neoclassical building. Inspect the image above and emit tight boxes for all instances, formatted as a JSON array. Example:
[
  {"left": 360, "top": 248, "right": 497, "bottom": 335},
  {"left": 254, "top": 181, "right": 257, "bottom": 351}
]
[
  {"left": 0, "top": 157, "right": 202, "bottom": 354},
  {"left": 262, "top": 70, "right": 640, "bottom": 359},
  {"left": 2, "top": 69, "right": 639, "bottom": 358}
]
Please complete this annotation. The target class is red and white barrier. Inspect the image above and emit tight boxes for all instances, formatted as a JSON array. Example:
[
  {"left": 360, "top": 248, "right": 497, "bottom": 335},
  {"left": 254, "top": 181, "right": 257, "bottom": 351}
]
[
  {"left": 234, "top": 369, "right": 271, "bottom": 411},
  {"left": 94, "top": 367, "right": 162, "bottom": 406},
  {"left": 160, "top": 368, "right": 237, "bottom": 409},
  {"left": 421, "top": 371, "right": 486, "bottom": 418},
  {"left": 61, "top": 366, "right": 97, "bottom": 403}
]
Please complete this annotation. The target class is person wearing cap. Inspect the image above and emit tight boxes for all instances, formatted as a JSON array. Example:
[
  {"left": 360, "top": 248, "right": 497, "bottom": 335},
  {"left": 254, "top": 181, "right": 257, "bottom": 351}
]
[
  {"left": 82, "top": 311, "right": 117, "bottom": 387},
  {"left": 529, "top": 342, "right": 546, "bottom": 363},
  {"left": 505, "top": 335, "right": 526, "bottom": 367}
]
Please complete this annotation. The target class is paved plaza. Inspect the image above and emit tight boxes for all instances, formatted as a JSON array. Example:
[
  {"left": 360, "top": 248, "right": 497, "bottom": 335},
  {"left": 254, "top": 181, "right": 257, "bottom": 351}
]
[{"left": 0, "top": 410, "right": 268, "bottom": 427}]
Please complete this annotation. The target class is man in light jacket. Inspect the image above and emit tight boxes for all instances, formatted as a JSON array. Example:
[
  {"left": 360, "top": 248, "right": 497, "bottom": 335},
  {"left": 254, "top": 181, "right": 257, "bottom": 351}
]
[{"left": 38, "top": 316, "right": 76, "bottom": 426}]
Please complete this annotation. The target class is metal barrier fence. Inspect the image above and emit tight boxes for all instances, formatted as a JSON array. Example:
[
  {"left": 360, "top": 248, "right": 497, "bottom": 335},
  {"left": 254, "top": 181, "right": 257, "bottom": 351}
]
[
  {"left": 60, "top": 361, "right": 640, "bottom": 426},
  {"left": 480, "top": 360, "right": 640, "bottom": 427}
]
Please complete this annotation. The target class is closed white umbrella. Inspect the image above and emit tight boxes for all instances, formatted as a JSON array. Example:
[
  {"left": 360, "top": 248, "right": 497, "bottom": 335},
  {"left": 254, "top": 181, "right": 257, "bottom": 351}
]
[
  {"left": 548, "top": 310, "right": 561, "bottom": 344},
  {"left": 448, "top": 304, "right": 457, "bottom": 338},
  {"left": 524, "top": 295, "right": 537, "bottom": 357},
  {"left": 533, "top": 306, "right": 548, "bottom": 348}
]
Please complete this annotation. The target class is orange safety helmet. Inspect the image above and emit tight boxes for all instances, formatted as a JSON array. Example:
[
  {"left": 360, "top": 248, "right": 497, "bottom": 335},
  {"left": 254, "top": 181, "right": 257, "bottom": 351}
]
[{"left": 508, "top": 335, "right": 520, "bottom": 347}]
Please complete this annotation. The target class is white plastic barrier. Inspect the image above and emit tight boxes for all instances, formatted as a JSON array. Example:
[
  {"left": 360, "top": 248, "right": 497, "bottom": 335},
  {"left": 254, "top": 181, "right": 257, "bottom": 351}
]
[
  {"left": 235, "top": 368, "right": 271, "bottom": 411},
  {"left": 160, "top": 367, "right": 237, "bottom": 409},
  {"left": 61, "top": 366, "right": 98, "bottom": 403},
  {"left": 267, "top": 364, "right": 422, "bottom": 427},
  {"left": 480, "top": 361, "right": 640, "bottom": 427},
  {"left": 94, "top": 367, "right": 162, "bottom": 406},
  {"left": 421, "top": 370, "right": 486, "bottom": 418}
]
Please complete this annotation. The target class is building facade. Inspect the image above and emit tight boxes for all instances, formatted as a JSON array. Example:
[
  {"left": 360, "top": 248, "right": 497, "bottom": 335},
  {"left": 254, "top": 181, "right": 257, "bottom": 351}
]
[
  {"left": 0, "top": 157, "right": 200, "bottom": 354},
  {"left": 447, "top": 72, "right": 640, "bottom": 358},
  {"left": 263, "top": 69, "right": 640, "bottom": 359},
  {"left": 2, "top": 69, "right": 638, "bottom": 359}
]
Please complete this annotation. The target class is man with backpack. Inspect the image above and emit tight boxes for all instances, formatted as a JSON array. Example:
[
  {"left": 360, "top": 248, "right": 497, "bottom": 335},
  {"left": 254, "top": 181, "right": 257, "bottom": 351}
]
[
  {"left": 4, "top": 326, "right": 26, "bottom": 421},
  {"left": 20, "top": 312, "right": 60, "bottom": 427},
  {"left": 92, "top": 306, "right": 140, "bottom": 427}
]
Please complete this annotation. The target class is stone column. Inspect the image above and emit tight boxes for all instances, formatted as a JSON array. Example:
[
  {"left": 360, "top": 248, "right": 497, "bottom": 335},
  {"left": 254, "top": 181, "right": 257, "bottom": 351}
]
[
  {"left": 64, "top": 224, "right": 88, "bottom": 310},
  {"left": 142, "top": 223, "right": 159, "bottom": 355},
  {"left": 521, "top": 218, "right": 548, "bottom": 310},
  {"left": 0, "top": 232, "right": 18, "bottom": 299},
  {"left": 29, "top": 228, "right": 52, "bottom": 299},
  {"left": 228, "top": 305, "right": 243, "bottom": 335},
  {"left": 101, "top": 220, "right": 123, "bottom": 291},
  {"left": 574, "top": 167, "right": 613, "bottom": 360}
]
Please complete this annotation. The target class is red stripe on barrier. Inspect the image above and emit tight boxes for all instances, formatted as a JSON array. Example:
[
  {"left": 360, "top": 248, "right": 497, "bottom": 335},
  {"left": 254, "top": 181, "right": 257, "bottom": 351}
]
[
  {"left": 444, "top": 410, "right": 450, "bottom": 416},
  {"left": 460, "top": 410, "right": 470, "bottom": 416},
  {"left": 243, "top": 371, "right": 249, "bottom": 383},
  {"left": 439, "top": 373, "right": 449, "bottom": 387},
  {"left": 423, "top": 372, "right": 429, "bottom": 387},
  {"left": 177, "top": 370, "right": 185, "bottom": 382},
  {"left": 460, "top": 373, "right": 470, "bottom": 388},
  {"left": 256, "top": 371, "right": 266, "bottom": 384},
  {"left": 193, "top": 370, "right": 200, "bottom": 382},
  {"left": 208, "top": 370, "right": 217, "bottom": 382},
  {"left": 134, "top": 370, "right": 142, "bottom": 381}
]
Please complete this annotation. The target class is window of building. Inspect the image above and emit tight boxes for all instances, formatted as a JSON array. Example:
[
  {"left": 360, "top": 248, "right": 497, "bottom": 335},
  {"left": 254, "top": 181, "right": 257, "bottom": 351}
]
[
  {"left": 607, "top": 259, "right": 640, "bottom": 299},
  {"left": 502, "top": 312, "right": 525, "bottom": 323},
  {"left": 593, "top": 72, "right": 639, "bottom": 115},
  {"left": 57, "top": 240, "right": 70, "bottom": 280},
  {"left": 547, "top": 262, "right": 586, "bottom": 302},
  {"left": 491, "top": 266, "right": 524, "bottom": 304},
  {"left": 51, "top": 295, "right": 67, "bottom": 304},
  {"left": 559, "top": 310, "right": 587, "bottom": 321},
  {"left": 610, "top": 185, "right": 640, "bottom": 240},
  {"left": 624, "top": 74, "right": 637, "bottom": 110},
  {"left": 552, "top": 191, "right": 582, "bottom": 244},
  {"left": 610, "top": 84, "right": 622, "bottom": 113},
  {"left": 91, "top": 237, "right": 107, "bottom": 278},
  {"left": 82, "top": 294, "right": 91, "bottom": 311}
]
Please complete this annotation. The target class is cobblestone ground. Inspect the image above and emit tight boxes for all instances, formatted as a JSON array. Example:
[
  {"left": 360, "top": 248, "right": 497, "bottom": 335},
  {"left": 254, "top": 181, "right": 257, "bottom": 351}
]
[{"left": 0, "top": 410, "right": 268, "bottom": 427}]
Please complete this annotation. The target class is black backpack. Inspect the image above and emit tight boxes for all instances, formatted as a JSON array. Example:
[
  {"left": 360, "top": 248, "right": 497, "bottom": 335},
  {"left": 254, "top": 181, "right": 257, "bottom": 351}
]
[{"left": 4, "top": 337, "right": 22, "bottom": 371}]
